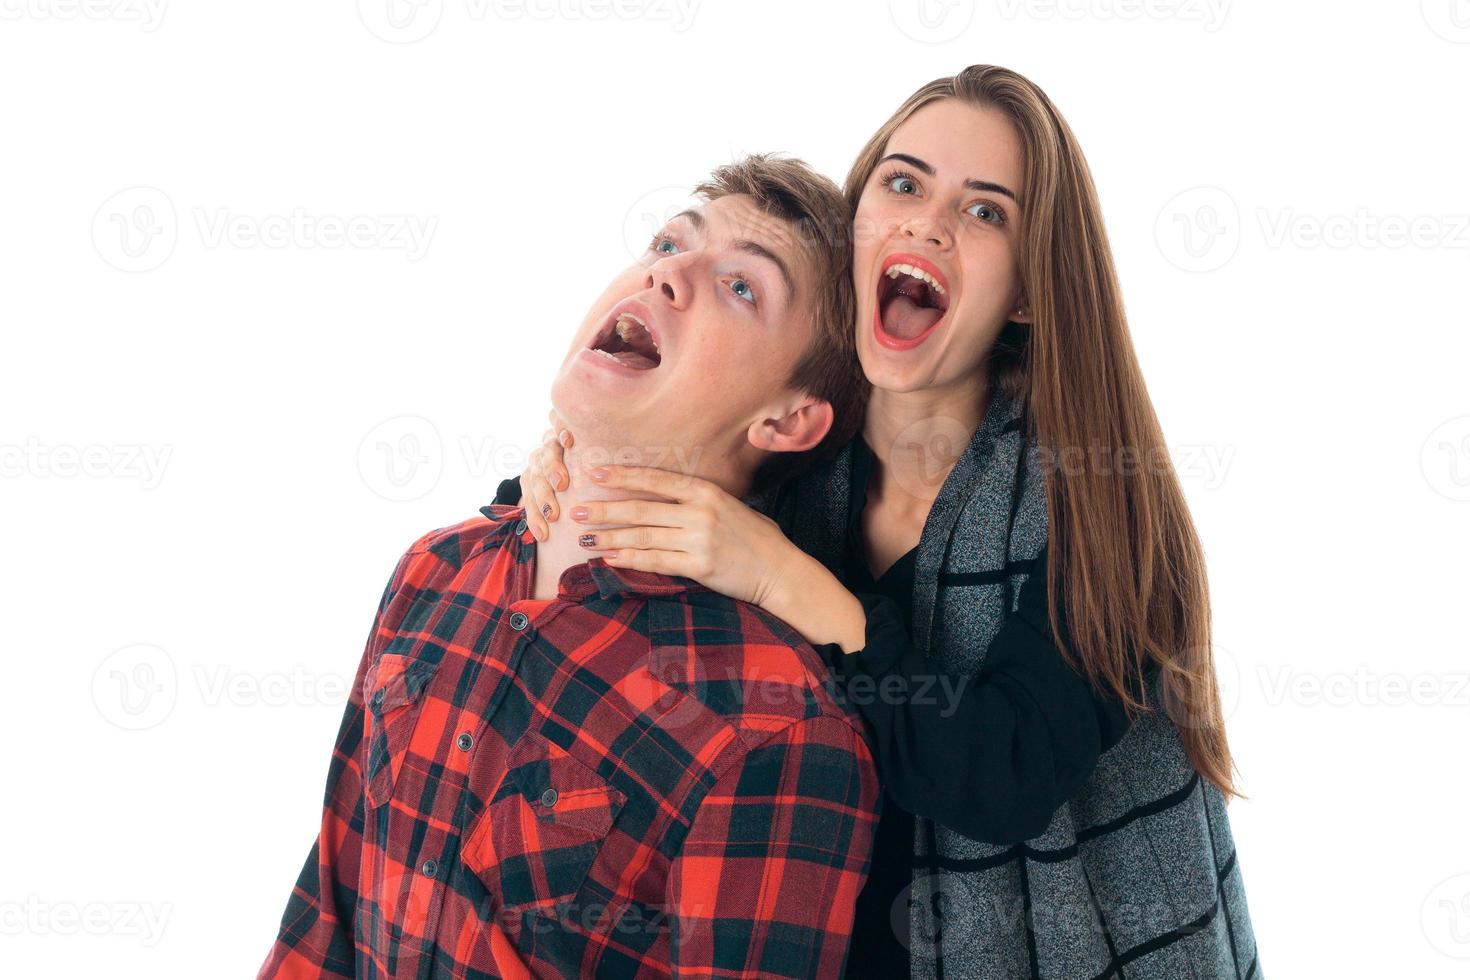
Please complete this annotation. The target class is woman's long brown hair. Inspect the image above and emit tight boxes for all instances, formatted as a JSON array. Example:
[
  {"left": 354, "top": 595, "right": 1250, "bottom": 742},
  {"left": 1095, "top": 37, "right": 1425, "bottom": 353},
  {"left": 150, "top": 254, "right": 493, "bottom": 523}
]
[{"left": 846, "top": 66, "right": 1237, "bottom": 797}]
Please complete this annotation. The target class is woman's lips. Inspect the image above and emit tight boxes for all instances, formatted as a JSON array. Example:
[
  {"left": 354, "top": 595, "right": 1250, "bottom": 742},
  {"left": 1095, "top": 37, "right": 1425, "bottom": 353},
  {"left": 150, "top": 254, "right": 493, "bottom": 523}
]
[{"left": 873, "top": 252, "right": 950, "bottom": 351}]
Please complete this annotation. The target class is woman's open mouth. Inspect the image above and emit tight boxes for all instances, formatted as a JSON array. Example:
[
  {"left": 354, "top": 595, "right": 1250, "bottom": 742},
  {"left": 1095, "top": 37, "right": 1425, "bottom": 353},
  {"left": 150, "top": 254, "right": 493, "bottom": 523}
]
[{"left": 874, "top": 252, "right": 950, "bottom": 351}]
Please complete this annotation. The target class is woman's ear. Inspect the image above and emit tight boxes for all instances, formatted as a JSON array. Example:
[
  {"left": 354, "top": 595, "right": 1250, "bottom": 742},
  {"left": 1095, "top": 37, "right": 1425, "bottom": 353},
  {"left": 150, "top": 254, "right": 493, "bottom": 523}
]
[{"left": 1011, "top": 296, "right": 1032, "bottom": 324}]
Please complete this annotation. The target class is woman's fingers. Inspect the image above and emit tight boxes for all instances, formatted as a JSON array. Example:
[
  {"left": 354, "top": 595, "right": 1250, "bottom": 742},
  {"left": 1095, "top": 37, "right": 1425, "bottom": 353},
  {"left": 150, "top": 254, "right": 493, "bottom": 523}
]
[
  {"left": 583, "top": 464, "right": 713, "bottom": 503},
  {"left": 600, "top": 548, "right": 686, "bottom": 578},
  {"left": 576, "top": 524, "right": 688, "bottom": 554},
  {"left": 541, "top": 427, "right": 570, "bottom": 491},
  {"left": 570, "top": 498, "right": 687, "bottom": 529}
]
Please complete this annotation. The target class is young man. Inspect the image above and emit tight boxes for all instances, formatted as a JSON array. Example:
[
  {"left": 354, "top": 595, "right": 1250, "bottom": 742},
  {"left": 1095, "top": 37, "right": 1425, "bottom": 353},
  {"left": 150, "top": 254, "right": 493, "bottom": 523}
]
[{"left": 258, "top": 156, "right": 880, "bottom": 978}]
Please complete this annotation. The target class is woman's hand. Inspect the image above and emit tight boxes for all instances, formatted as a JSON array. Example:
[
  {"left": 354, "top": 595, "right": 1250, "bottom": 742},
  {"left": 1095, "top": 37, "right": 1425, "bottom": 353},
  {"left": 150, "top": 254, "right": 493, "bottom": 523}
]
[
  {"left": 574, "top": 464, "right": 867, "bottom": 651},
  {"left": 519, "top": 409, "right": 573, "bottom": 541}
]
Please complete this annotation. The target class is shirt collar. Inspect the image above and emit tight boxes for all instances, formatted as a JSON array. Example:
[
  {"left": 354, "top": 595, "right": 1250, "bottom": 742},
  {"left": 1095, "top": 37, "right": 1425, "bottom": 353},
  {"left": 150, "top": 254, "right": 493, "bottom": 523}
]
[{"left": 479, "top": 504, "right": 709, "bottom": 603}]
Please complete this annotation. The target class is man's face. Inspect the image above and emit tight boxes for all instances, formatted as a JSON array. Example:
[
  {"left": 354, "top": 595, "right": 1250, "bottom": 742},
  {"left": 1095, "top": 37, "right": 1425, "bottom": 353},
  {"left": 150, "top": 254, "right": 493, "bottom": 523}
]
[{"left": 551, "top": 193, "right": 829, "bottom": 489}]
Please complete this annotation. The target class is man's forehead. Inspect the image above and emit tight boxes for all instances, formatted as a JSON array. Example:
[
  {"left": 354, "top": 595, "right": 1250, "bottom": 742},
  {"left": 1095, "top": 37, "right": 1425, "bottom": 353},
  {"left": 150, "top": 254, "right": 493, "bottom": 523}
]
[{"left": 682, "top": 195, "right": 803, "bottom": 261}]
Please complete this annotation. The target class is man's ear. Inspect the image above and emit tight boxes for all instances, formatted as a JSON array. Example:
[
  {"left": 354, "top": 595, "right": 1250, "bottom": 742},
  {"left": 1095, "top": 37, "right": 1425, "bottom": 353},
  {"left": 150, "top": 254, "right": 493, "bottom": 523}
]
[{"left": 746, "top": 396, "right": 834, "bottom": 455}]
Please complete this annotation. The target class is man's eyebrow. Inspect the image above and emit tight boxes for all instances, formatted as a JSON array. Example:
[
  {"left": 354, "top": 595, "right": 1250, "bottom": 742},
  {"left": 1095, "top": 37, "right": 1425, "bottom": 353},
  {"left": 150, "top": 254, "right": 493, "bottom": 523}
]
[
  {"left": 670, "top": 208, "right": 704, "bottom": 230},
  {"left": 878, "top": 152, "right": 1019, "bottom": 203},
  {"left": 733, "top": 239, "right": 795, "bottom": 306}
]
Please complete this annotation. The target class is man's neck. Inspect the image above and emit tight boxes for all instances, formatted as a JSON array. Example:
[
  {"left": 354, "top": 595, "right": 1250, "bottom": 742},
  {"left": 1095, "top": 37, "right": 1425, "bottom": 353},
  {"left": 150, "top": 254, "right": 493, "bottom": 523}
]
[{"left": 528, "top": 443, "right": 689, "bottom": 601}]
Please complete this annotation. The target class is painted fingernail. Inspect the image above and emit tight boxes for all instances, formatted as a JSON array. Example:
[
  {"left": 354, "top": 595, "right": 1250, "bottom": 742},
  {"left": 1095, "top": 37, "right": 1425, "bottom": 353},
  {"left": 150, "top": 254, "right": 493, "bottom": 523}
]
[
  {"left": 558, "top": 429, "right": 571, "bottom": 447},
  {"left": 557, "top": 471, "right": 570, "bottom": 490},
  {"left": 603, "top": 551, "right": 619, "bottom": 560},
  {"left": 540, "top": 503, "right": 552, "bottom": 519},
  {"left": 570, "top": 506, "right": 589, "bottom": 521},
  {"left": 588, "top": 467, "right": 608, "bottom": 482},
  {"left": 578, "top": 533, "right": 596, "bottom": 548}
]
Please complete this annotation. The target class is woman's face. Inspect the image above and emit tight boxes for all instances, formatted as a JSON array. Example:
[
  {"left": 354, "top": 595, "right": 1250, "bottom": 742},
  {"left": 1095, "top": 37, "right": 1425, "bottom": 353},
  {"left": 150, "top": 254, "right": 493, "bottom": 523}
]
[{"left": 852, "top": 98, "right": 1029, "bottom": 396}]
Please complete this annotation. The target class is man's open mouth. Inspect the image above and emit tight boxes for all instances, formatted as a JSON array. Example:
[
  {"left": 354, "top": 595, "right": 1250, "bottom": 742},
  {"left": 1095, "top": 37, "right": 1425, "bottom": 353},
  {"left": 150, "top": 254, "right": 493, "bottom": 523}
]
[
  {"left": 587, "top": 310, "right": 662, "bottom": 371},
  {"left": 876, "top": 255, "right": 950, "bottom": 342}
]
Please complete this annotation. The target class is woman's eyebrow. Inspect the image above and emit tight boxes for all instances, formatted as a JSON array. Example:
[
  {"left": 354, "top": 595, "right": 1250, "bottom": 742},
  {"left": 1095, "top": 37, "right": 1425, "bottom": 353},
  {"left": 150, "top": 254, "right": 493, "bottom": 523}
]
[{"left": 880, "top": 152, "right": 1018, "bottom": 203}]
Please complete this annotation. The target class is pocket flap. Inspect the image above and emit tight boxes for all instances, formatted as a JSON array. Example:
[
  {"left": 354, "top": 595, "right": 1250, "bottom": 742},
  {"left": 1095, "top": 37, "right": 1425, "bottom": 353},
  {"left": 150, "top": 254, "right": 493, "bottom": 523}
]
[
  {"left": 363, "top": 654, "right": 437, "bottom": 714},
  {"left": 505, "top": 732, "right": 627, "bottom": 839}
]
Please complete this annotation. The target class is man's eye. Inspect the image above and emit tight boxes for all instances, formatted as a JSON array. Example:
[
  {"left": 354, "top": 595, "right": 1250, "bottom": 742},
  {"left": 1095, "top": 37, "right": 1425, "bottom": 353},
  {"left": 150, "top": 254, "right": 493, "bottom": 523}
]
[
  {"left": 730, "top": 279, "right": 756, "bottom": 305},
  {"left": 650, "top": 236, "right": 680, "bottom": 255},
  {"left": 887, "top": 176, "right": 919, "bottom": 195}
]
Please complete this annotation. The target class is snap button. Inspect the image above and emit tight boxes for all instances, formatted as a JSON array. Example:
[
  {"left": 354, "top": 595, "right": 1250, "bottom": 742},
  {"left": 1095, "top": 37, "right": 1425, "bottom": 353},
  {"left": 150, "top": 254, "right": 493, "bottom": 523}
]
[
  {"left": 509, "top": 612, "right": 529, "bottom": 631},
  {"left": 539, "top": 787, "right": 558, "bottom": 808},
  {"left": 371, "top": 688, "right": 385, "bottom": 707},
  {"left": 421, "top": 858, "right": 438, "bottom": 878},
  {"left": 456, "top": 731, "right": 473, "bottom": 752},
  {"left": 515, "top": 518, "right": 529, "bottom": 534}
]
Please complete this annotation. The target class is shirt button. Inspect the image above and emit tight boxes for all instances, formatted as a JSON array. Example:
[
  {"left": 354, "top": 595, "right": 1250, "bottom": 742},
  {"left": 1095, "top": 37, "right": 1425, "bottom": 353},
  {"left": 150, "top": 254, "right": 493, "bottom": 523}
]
[
  {"left": 456, "top": 731, "right": 473, "bottom": 752},
  {"left": 509, "top": 612, "right": 529, "bottom": 631},
  {"left": 371, "top": 688, "right": 384, "bottom": 708},
  {"left": 515, "top": 518, "right": 529, "bottom": 534},
  {"left": 421, "top": 858, "right": 438, "bottom": 878},
  {"left": 539, "top": 788, "right": 558, "bottom": 808}
]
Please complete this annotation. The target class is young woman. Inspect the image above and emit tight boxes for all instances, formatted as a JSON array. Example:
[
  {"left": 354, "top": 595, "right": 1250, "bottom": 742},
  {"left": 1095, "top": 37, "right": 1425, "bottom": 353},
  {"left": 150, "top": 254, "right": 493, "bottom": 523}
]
[{"left": 496, "top": 66, "right": 1260, "bottom": 979}]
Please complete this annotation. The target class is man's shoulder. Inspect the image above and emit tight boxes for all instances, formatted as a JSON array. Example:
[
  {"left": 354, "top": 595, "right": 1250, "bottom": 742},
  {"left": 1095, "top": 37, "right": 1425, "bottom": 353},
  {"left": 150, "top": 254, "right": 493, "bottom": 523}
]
[
  {"left": 393, "top": 504, "right": 524, "bottom": 583},
  {"left": 649, "top": 590, "right": 865, "bottom": 740}
]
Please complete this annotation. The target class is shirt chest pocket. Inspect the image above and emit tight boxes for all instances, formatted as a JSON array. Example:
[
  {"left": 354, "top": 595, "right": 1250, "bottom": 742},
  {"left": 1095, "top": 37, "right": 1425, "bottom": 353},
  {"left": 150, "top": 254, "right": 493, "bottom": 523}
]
[
  {"left": 362, "top": 653, "right": 439, "bottom": 809},
  {"left": 462, "top": 730, "right": 628, "bottom": 916}
]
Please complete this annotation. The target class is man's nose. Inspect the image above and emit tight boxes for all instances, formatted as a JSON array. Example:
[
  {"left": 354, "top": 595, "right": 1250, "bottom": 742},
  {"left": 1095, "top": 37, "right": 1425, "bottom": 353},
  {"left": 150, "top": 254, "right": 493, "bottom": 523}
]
[{"left": 647, "top": 258, "right": 692, "bottom": 309}]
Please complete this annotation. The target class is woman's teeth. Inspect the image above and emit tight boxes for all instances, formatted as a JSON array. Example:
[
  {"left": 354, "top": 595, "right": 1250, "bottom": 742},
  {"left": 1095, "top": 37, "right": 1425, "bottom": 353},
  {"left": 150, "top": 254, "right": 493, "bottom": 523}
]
[{"left": 884, "top": 264, "right": 946, "bottom": 297}]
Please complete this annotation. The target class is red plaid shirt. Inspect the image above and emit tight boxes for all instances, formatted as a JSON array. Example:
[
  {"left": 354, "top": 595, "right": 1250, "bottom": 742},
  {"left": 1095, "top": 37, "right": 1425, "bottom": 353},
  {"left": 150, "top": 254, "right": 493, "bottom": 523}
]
[{"left": 258, "top": 504, "right": 880, "bottom": 978}]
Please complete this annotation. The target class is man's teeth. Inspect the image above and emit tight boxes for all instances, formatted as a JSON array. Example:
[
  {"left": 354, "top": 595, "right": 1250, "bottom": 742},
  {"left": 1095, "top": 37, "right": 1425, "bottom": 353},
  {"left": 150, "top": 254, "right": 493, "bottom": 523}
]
[
  {"left": 884, "top": 264, "right": 946, "bottom": 296},
  {"left": 614, "top": 313, "right": 654, "bottom": 346}
]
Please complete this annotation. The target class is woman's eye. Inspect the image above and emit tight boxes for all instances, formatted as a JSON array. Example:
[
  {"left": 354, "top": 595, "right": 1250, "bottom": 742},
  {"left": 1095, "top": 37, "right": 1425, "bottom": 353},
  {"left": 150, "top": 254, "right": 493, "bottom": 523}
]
[
  {"left": 651, "top": 236, "right": 680, "bottom": 255},
  {"left": 966, "top": 202, "right": 1005, "bottom": 225},
  {"left": 887, "top": 175, "right": 919, "bottom": 195},
  {"left": 730, "top": 278, "right": 756, "bottom": 305}
]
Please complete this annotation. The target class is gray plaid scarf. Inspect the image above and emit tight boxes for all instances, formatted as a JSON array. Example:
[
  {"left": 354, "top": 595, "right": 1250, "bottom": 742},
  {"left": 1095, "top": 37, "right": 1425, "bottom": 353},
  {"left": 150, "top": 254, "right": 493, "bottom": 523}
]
[{"left": 750, "top": 389, "right": 1260, "bottom": 979}]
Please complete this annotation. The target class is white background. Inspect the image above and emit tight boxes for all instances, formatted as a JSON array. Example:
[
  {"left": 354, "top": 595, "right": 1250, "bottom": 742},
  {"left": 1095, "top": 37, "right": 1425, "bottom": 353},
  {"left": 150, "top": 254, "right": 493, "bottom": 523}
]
[{"left": 2, "top": 1, "right": 1468, "bottom": 976}]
